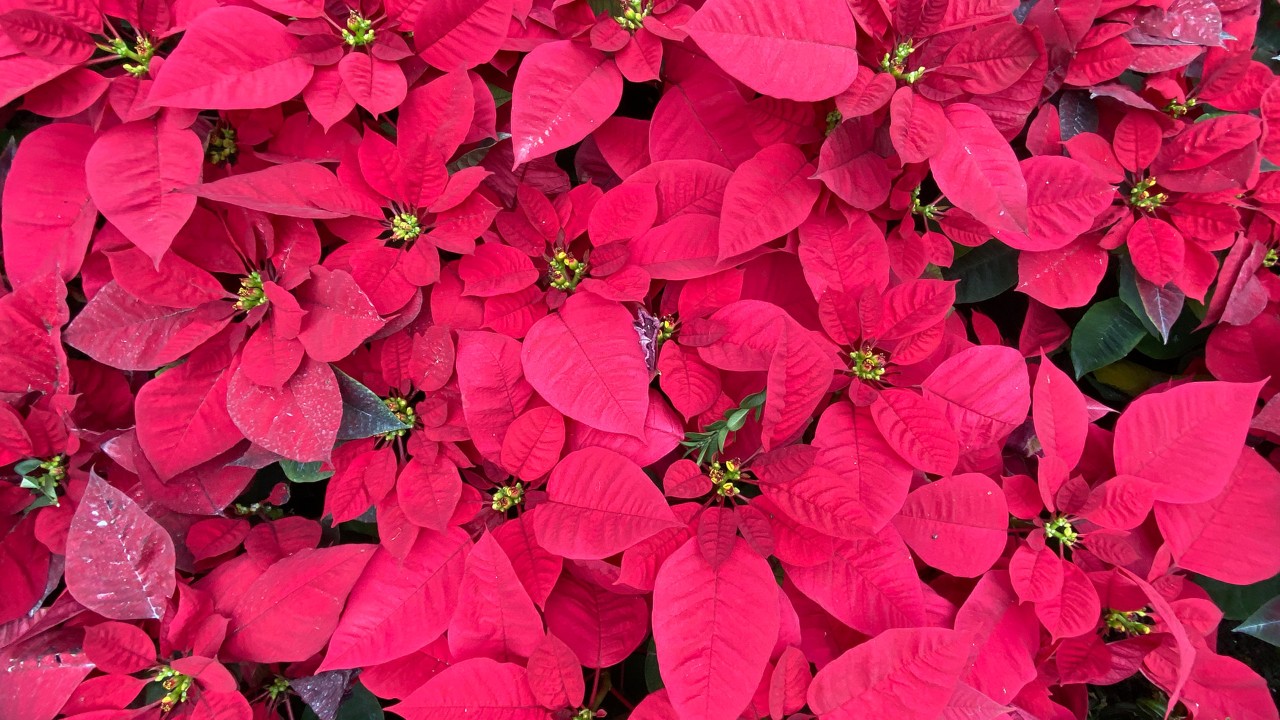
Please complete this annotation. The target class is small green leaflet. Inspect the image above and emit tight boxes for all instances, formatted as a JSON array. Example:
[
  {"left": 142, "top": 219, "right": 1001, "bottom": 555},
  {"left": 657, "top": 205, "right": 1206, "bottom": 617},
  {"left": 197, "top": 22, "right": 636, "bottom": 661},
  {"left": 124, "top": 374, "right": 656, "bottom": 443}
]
[
  {"left": 335, "top": 369, "right": 412, "bottom": 441},
  {"left": 1069, "top": 298, "right": 1147, "bottom": 379}
]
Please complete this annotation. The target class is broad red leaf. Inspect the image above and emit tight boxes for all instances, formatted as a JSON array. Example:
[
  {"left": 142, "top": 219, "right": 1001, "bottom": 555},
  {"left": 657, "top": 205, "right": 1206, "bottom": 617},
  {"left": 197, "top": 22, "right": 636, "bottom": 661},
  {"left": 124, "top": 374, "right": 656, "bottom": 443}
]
[
  {"left": 449, "top": 532, "right": 543, "bottom": 661},
  {"left": 321, "top": 529, "right": 471, "bottom": 670},
  {"left": 1034, "top": 560, "right": 1099, "bottom": 641},
  {"left": 0, "top": 629, "right": 94, "bottom": 720},
  {"left": 223, "top": 545, "right": 373, "bottom": 662},
  {"left": 1113, "top": 380, "right": 1262, "bottom": 504},
  {"left": 809, "top": 401, "right": 914, "bottom": 532},
  {"left": 135, "top": 341, "right": 241, "bottom": 480},
  {"left": 295, "top": 267, "right": 386, "bottom": 362},
  {"left": 1032, "top": 357, "right": 1089, "bottom": 469},
  {"left": 808, "top": 628, "right": 971, "bottom": 719},
  {"left": 0, "top": 10, "right": 95, "bottom": 64},
  {"left": 870, "top": 388, "right": 960, "bottom": 475},
  {"left": 798, "top": 211, "right": 891, "bottom": 298},
  {"left": 457, "top": 330, "right": 533, "bottom": 460},
  {"left": 148, "top": 7, "right": 313, "bottom": 109},
  {"left": 717, "top": 143, "right": 819, "bottom": 260},
  {"left": 892, "top": 474, "right": 1008, "bottom": 577},
  {"left": 531, "top": 447, "right": 680, "bottom": 559},
  {"left": 338, "top": 53, "right": 408, "bottom": 115},
  {"left": 815, "top": 118, "right": 893, "bottom": 210},
  {"left": 410, "top": 325, "right": 456, "bottom": 392},
  {"left": 1, "top": 123, "right": 96, "bottom": 286},
  {"left": 521, "top": 292, "right": 649, "bottom": 436},
  {"left": 458, "top": 242, "right": 539, "bottom": 297},
  {"left": 226, "top": 357, "right": 342, "bottom": 463},
  {"left": 1020, "top": 156, "right": 1115, "bottom": 251},
  {"left": 653, "top": 537, "right": 780, "bottom": 720},
  {"left": 783, "top": 526, "right": 926, "bottom": 635},
  {"left": 500, "top": 406, "right": 566, "bottom": 482},
  {"left": 414, "top": 0, "right": 512, "bottom": 71},
  {"left": 1155, "top": 447, "right": 1280, "bottom": 585},
  {"left": 762, "top": 324, "right": 832, "bottom": 450},
  {"left": 82, "top": 622, "right": 156, "bottom": 675},
  {"left": 922, "top": 346, "right": 1030, "bottom": 459},
  {"left": 889, "top": 88, "right": 946, "bottom": 163},
  {"left": 510, "top": 41, "right": 621, "bottom": 166},
  {"left": 527, "top": 633, "right": 584, "bottom": 711},
  {"left": 1126, "top": 216, "right": 1185, "bottom": 286},
  {"left": 64, "top": 282, "right": 233, "bottom": 371},
  {"left": 657, "top": 343, "right": 721, "bottom": 420},
  {"left": 84, "top": 118, "right": 202, "bottom": 265},
  {"left": 65, "top": 474, "right": 176, "bottom": 620},
  {"left": 392, "top": 658, "right": 547, "bottom": 720},
  {"left": 189, "top": 163, "right": 383, "bottom": 219},
  {"left": 685, "top": 0, "right": 859, "bottom": 101},
  {"left": 543, "top": 574, "right": 649, "bottom": 668},
  {"left": 1008, "top": 543, "right": 1063, "bottom": 603},
  {"left": 325, "top": 442, "right": 398, "bottom": 524},
  {"left": 0, "top": 518, "right": 49, "bottom": 626},
  {"left": 932, "top": 104, "right": 1028, "bottom": 244},
  {"left": 762, "top": 464, "right": 876, "bottom": 539},
  {"left": 769, "top": 646, "right": 812, "bottom": 720},
  {"left": 397, "top": 457, "right": 463, "bottom": 532},
  {"left": 1017, "top": 233, "right": 1111, "bottom": 309},
  {"left": 493, "top": 515, "right": 563, "bottom": 609}
]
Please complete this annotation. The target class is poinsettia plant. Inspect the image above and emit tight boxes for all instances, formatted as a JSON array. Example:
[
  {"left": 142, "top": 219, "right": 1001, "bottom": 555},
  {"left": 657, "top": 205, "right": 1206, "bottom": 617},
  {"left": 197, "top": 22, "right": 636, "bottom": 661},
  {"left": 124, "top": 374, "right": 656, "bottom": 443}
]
[{"left": 2, "top": 0, "right": 1280, "bottom": 717}]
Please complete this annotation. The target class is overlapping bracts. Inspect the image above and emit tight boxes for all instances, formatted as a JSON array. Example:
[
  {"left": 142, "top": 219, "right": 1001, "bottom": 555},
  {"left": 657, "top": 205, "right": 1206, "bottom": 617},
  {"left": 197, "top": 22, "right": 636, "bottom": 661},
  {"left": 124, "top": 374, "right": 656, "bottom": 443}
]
[{"left": 2, "top": 0, "right": 1280, "bottom": 718}]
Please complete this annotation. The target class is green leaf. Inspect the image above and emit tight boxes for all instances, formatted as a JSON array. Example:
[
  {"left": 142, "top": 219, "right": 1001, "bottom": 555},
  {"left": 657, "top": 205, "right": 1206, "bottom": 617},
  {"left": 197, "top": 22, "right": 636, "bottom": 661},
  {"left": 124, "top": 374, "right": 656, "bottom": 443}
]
[
  {"left": 1117, "top": 257, "right": 1182, "bottom": 343},
  {"left": 13, "top": 458, "right": 41, "bottom": 475},
  {"left": 281, "top": 460, "right": 333, "bottom": 484},
  {"left": 446, "top": 133, "right": 510, "bottom": 174},
  {"left": 644, "top": 639, "right": 664, "bottom": 692},
  {"left": 335, "top": 369, "right": 411, "bottom": 441},
  {"left": 1197, "top": 574, "right": 1280, "bottom": 620},
  {"left": 1235, "top": 595, "right": 1280, "bottom": 647},
  {"left": 942, "top": 242, "right": 1017, "bottom": 304},
  {"left": 299, "top": 684, "right": 385, "bottom": 720},
  {"left": 1069, "top": 298, "right": 1147, "bottom": 379},
  {"left": 1133, "top": 309, "right": 1205, "bottom": 361},
  {"left": 488, "top": 83, "right": 511, "bottom": 108}
]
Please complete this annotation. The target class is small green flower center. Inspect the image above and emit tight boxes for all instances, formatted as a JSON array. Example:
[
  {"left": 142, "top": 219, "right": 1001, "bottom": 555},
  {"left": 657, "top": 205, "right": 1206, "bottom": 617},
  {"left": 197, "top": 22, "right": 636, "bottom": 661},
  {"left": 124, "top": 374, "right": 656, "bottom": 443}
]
[
  {"left": 910, "top": 186, "right": 944, "bottom": 219},
  {"left": 342, "top": 13, "right": 376, "bottom": 46},
  {"left": 266, "top": 677, "right": 290, "bottom": 701},
  {"left": 881, "top": 41, "right": 925, "bottom": 84},
  {"left": 548, "top": 248, "right": 588, "bottom": 291},
  {"left": 1045, "top": 514, "right": 1079, "bottom": 546},
  {"left": 1263, "top": 248, "right": 1278, "bottom": 269},
  {"left": 102, "top": 36, "right": 156, "bottom": 77},
  {"left": 849, "top": 348, "right": 887, "bottom": 381},
  {"left": 390, "top": 212, "right": 421, "bottom": 242},
  {"left": 612, "top": 0, "right": 652, "bottom": 31},
  {"left": 658, "top": 316, "right": 676, "bottom": 343},
  {"left": 574, "top": 710, "right": 595, "bottom": 720},
  {"left": 1103, "top": 608, "right": 1153, "bottom": 637},
  {"left": 235, "top": 271, "right": 267, "bottom": 311},
  {"left": 708, "top": 459, "right": 742, "bottom": 497},
  {"left": 382, "top": 397, "right": 416, "bottom": 440},
  {"left": 1129, "top": 177, "right": 1167, "bottom": 212},
  {"left": 825, "top": 110, "right": 843, "bottom": 136},
  {"left": 154, "top": 667, "right": 195, "bottom": 713},
  {"left": 207, "top": 127, "right": 237, "bottom": 165},
  {"left": 491, "top": 483, "right": 525, "bottom": 513},
  {"left": 232, "top": 501, "right": 283, "bottom": 519},
  {"left": 1164, "top": 97, "right": 1198, "bottom": 119},
  {"left": 16, "top": 455, "right": 65, "bottom": 509}
]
